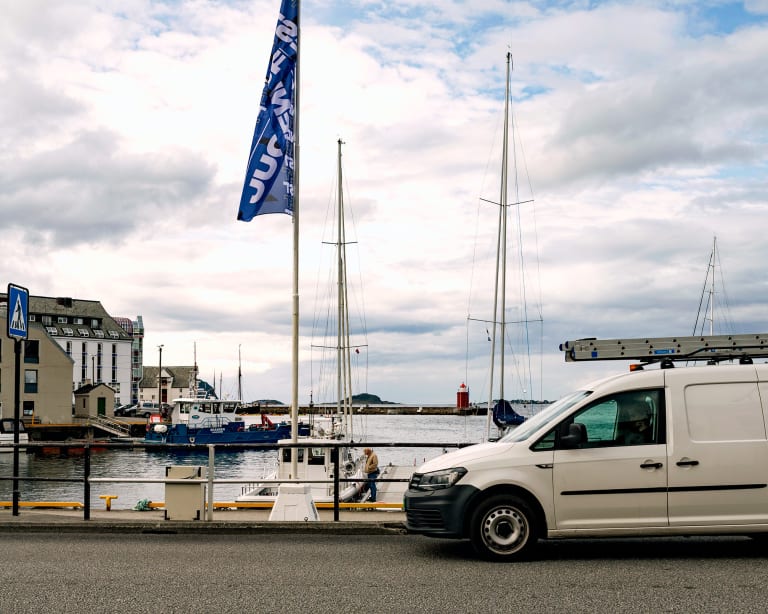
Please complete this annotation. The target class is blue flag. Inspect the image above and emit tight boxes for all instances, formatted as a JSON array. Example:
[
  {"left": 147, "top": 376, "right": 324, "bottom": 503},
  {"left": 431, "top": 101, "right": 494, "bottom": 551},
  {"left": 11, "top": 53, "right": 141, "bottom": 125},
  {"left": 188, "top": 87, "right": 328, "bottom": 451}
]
[{"left": 237, "top": 0, "right": 298, "bottom": 221}]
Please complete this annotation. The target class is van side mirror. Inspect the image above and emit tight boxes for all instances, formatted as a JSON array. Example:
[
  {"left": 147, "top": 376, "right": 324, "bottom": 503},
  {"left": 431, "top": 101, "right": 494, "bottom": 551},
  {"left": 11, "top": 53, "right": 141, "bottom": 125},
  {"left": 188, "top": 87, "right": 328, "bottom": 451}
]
[{"left": 560, "top": 422, "right": 586, "bottom": 449}]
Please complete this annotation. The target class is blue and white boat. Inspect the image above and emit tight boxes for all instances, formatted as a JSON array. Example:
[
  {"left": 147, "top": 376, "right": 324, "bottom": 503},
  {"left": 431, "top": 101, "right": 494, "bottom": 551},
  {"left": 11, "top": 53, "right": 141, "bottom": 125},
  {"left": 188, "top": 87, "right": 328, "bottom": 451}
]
[{"left": 143, "top": 398, "right": 310, "bottom": 447}]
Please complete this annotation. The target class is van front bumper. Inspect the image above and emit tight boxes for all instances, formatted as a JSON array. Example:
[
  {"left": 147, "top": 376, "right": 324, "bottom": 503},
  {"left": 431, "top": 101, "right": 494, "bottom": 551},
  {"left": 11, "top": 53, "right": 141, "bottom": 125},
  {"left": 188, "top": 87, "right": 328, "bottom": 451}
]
[{"left": 403, "top": 484, "right": 479, "bottom": 538}]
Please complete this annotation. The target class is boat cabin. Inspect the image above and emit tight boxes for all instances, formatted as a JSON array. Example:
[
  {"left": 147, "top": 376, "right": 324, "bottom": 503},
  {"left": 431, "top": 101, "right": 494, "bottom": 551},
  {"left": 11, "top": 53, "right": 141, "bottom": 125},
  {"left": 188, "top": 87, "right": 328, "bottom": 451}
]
[
  {"left": 170, "top": 398, "right": 243, "bottom": 428},
  {"left": 239, "top": 437, "right": 364, "bottom": 502}
]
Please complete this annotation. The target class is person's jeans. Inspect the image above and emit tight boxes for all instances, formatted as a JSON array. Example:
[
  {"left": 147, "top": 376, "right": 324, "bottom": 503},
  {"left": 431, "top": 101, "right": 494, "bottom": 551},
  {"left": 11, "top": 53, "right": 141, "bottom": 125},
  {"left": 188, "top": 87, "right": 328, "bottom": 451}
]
[{"left": 367, "top": 471, "right": 379, "bottom": 501}]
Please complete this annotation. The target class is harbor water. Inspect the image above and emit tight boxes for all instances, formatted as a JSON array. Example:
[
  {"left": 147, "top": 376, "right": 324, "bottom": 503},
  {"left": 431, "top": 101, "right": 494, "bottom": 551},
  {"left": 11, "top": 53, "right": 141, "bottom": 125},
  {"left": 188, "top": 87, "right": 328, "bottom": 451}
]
[{"left": 0, "top": 412, "right": 526, "bottom": 510}]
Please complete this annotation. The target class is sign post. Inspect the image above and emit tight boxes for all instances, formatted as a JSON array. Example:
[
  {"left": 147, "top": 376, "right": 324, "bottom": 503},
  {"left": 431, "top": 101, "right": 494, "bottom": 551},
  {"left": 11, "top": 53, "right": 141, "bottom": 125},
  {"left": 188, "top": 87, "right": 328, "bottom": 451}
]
[{"left": 7, "top": 283, "right": 29, "bottom": 516}]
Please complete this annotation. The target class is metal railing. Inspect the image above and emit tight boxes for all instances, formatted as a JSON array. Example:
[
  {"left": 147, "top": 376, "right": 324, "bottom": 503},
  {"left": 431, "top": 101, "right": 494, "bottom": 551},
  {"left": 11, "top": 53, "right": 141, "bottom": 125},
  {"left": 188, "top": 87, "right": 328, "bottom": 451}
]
[
  {"left": 0, "top": 440, "right": 477, "bottom": 521},
  {"left": 87, "top": 415, "right": 132, "bottom": 437}
]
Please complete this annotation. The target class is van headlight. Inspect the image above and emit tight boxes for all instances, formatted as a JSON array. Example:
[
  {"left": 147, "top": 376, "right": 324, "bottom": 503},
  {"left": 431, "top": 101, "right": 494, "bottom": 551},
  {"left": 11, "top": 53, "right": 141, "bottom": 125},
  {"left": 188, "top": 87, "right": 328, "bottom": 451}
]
[{"left": 409, "top": 467, "right": 467, "bottom": 491}]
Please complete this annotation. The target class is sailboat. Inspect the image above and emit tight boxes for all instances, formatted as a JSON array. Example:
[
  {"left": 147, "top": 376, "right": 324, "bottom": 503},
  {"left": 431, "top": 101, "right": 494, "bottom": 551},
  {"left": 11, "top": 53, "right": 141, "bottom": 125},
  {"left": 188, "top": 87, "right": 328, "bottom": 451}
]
[
  {"left": 236, "top": 139, "right": 367, "bottom": 503},
  {"left": 468, "top": 53, "right": 542, "bottom": 437},
  {"left": 310, "top": 138, "right": 367, "bottom": 439}
]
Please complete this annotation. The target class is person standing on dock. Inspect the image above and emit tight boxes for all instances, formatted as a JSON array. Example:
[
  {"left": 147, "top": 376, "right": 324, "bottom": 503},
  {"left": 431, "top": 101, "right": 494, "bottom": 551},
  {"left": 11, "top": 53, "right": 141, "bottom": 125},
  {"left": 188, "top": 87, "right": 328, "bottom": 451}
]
[{"left": 364, "top": 448, "right": 379, "bottom": 502}]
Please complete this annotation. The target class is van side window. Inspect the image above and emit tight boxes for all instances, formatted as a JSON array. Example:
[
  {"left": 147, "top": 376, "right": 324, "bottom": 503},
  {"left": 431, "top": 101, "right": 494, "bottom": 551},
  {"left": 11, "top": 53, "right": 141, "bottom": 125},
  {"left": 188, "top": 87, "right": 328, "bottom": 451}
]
[{"left": 532, "top": 389, "right": 665, "bottom": 450}]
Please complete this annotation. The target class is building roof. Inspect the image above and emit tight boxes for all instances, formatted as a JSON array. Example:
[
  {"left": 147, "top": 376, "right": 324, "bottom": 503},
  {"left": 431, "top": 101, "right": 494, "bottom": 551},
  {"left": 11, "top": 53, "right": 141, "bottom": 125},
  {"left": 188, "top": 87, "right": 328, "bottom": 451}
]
[
  {"left": 74, "top": 382, "right": 115, "bottom": 395},
  {"left": 141, "top": 366, "right": 199, "bottom": 389},
  {"left": 0, "top": 294, "right": 134, "bottom": 342}
]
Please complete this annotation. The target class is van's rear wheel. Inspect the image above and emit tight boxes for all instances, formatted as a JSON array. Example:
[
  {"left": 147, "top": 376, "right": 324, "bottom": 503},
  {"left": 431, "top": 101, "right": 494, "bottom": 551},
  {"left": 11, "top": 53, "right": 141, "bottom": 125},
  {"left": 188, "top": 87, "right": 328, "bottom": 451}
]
[{"left": 469, "top": 494, "right": 539, "bottom": 561}]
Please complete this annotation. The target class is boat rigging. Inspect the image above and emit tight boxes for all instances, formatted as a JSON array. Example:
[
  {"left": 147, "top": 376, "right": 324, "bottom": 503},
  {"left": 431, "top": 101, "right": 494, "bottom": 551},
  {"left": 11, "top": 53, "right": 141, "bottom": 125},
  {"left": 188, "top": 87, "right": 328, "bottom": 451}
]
[{"left": 466, "top": 52, "right": 544, "bottom": 438}]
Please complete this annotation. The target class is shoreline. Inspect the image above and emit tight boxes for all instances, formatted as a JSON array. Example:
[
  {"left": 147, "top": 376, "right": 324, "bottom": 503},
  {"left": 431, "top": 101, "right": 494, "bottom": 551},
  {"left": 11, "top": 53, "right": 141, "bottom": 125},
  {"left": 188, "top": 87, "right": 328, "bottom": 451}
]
[{"left": 238, "top": 404, "right": 487, "bottom": 415}]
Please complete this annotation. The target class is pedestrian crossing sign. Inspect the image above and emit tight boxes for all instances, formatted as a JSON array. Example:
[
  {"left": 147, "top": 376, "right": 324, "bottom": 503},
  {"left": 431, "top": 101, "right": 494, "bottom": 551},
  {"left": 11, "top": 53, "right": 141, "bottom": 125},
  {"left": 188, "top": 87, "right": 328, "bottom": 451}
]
[{"left": 7, "top": 283, "right": 29, "bottom": 340}]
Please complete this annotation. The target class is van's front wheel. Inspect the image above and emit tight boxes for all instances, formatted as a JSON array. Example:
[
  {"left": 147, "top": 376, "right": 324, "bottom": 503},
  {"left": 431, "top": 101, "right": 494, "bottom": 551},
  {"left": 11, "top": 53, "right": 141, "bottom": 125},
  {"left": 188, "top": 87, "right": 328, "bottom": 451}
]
[{"left": 469, "top": 494, "right": 539, "bottom": 561}]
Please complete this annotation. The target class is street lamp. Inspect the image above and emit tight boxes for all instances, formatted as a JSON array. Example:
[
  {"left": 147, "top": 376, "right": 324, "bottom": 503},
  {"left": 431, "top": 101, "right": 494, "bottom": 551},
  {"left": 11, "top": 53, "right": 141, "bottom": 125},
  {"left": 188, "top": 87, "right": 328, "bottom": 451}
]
[{"left": 158, "top": 345, "right": 164, "bottom": 408}]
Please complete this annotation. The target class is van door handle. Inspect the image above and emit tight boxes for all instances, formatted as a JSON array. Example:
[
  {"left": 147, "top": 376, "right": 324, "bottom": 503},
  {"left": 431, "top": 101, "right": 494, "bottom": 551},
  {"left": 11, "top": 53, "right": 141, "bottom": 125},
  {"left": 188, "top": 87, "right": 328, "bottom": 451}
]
[
  {"left": 676, "top": 459, "right": 699, "bottom": 467},
  {"left": 640, "top": 462, "right": 663, "bottom": 469}
]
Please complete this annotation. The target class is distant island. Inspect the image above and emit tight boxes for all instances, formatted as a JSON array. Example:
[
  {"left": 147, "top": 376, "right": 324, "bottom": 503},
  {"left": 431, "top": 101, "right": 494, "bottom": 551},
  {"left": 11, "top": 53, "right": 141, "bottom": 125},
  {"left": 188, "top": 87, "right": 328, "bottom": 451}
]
[
  {"left": 248, "top": 394, "right": 551, "bottom": 407},
  {"left": 251, "top": 393, "right": 394, "bottom": 406},
  {"left": 238, "top": 393, "right": 553, "bottom": 415}
]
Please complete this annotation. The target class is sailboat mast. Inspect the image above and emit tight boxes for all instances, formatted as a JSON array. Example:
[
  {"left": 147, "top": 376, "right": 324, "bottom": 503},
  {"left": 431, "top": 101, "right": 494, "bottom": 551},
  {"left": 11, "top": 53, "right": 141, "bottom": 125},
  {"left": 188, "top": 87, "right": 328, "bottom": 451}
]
[
  {"left": 290, "top": 0, "right": 302, "bottom": 476},
  {"left": 499, "top": 52, "right": 511, "bottom": 406},
  {"left": 693, "top": 235, "right": 719, "bottom": 337},
  {"left": 238, "top": 344, "right": 243, "bottom": 401},
  {"left": 341, "top": 155, "right": 354, "bottom": 438},
  {"left": 336, "top": 138, "right": 344, "bottom": 421},
  {"left": 342, "top": 223, "right": 354, "bottom": 437},
  {"left": 708, "top": 236, "right": 717, "bottom": 336},
  {"left": 487, "top": 52, "right": 512, "bottom": 437},
  {"left": 193, "top": 341, "right": 198, "bottom": 398},
  {"left": 335, "top": 139, "right": 354, "bottom": 437}
]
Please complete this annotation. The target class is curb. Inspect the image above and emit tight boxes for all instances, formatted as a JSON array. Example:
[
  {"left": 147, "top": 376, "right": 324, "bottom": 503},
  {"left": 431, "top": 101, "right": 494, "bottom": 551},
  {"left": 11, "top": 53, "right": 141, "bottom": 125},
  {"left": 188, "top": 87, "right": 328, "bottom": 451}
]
[{"left": 0, "top": 521, "right": 409, "bottom": 535}]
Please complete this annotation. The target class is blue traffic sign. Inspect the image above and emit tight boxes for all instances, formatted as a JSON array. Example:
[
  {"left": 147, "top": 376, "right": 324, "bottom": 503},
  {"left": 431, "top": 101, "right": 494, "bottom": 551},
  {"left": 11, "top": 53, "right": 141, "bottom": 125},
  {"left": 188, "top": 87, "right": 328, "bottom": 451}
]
[{"left": 7, "top": 283, "right": 29, "bottom": 340}]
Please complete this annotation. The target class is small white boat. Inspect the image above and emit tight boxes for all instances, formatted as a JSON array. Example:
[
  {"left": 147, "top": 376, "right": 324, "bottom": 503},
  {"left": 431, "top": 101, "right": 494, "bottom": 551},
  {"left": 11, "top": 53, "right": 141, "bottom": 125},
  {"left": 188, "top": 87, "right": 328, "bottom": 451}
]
[
  {"left": 0, "top": 418, "right": 29, "bottom": 452},
  {"left": 236, "top": 437, "right": 366, "bottom": 503}
]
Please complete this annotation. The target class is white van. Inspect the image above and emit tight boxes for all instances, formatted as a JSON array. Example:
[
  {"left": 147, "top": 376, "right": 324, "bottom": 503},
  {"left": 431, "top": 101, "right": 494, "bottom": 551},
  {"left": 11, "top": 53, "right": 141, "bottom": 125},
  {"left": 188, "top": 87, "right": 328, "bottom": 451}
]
[{"left": 404, "top": 362, "right": 768, "bottom": 560}]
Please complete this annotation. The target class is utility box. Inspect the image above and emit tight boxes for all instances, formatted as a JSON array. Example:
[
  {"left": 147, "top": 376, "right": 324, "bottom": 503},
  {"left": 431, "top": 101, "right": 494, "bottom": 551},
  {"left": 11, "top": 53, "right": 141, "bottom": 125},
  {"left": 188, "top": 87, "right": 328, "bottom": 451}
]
[{"left": 165, "top": 466, "right": 206, "bottom": 521}]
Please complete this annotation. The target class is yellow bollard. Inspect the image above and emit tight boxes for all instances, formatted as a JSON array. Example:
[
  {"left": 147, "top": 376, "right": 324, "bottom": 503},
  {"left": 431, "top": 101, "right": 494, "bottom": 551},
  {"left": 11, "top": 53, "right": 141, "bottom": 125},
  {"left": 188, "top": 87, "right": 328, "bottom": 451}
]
[{"left": 99, "top": 494, "right": 118, "bottom": 511}]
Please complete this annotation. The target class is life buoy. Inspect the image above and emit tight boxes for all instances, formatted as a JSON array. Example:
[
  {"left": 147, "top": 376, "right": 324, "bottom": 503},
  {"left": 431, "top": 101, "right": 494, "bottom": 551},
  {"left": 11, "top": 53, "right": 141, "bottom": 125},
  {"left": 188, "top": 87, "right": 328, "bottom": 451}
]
[{"left": 189, "top": 437, "right": 195, "bottom": 444}]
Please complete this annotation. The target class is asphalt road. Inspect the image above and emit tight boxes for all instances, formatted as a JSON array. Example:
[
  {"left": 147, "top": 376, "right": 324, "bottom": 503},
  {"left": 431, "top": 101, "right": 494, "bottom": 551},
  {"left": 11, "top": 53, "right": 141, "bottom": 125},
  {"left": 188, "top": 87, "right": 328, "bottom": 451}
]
[{"left": 2, "top": 533, "right": 768, "bottom": 613}]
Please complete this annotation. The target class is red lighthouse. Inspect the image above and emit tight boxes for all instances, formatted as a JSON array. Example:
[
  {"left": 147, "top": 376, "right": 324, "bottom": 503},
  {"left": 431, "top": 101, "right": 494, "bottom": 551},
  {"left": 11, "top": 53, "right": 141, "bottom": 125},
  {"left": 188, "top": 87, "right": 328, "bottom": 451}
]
[{"left": 456, "top": 382, "right": 469, "bottom": 409}]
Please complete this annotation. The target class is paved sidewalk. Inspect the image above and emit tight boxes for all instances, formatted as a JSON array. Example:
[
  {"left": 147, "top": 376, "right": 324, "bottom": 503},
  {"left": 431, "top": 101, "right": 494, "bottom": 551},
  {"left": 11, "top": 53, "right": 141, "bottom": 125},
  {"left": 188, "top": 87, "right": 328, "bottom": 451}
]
[{"left": 0, "top": 507, "right": 408, "bottom": 534}]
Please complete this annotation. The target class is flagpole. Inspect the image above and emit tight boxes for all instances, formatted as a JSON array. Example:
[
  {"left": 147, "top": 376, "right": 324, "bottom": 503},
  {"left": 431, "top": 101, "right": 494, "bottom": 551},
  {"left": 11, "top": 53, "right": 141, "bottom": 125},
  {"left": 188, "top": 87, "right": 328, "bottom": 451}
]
[
  {"left": 290, "top": 0, "right": 301, "bottom": 478},
  {"left": 236, "top": 0, "right": 300, "bottom": 473}
]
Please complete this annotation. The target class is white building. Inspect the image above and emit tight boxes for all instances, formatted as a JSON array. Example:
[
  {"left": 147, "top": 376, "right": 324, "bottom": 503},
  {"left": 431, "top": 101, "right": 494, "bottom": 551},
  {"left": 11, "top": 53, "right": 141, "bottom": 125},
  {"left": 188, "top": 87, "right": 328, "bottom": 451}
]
[{"left": 26, "top": 296, "right": 134, "bottom": 408}]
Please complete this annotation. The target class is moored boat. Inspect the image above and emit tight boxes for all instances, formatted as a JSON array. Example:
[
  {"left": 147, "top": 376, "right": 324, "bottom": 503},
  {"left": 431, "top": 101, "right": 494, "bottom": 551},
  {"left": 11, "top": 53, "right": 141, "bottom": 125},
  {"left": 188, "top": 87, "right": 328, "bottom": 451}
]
[
  {"left": 236, "top": 436, "right": 367, "bottom": 503},
  {"left": 143, "top": 398, "right": 310, "bottom": 448},
  {"left": 0, "top": 418, "right": 28, "bottom": 452}
]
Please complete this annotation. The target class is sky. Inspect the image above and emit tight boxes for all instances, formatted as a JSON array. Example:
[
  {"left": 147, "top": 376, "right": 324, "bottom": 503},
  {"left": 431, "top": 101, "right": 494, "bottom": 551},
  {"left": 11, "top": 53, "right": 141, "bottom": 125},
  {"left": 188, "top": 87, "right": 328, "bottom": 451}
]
[{"left": 2, "top": 0, "right": 767, "bottom": 405}]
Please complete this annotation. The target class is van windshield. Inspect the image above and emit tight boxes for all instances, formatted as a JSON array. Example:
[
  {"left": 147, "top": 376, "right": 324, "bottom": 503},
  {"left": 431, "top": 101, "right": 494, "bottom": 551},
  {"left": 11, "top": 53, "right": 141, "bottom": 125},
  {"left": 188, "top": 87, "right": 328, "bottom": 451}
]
[{"left": 498, "top": 390, "right": 592, "bottom": 443}]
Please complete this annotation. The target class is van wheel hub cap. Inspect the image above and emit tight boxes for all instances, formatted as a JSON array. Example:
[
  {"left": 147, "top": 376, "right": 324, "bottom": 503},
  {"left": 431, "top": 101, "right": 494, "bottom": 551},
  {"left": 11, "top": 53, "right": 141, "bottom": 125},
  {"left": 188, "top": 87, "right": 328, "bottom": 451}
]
[{"left": 482, "top": 506, "right": 526, "bottom": 551}]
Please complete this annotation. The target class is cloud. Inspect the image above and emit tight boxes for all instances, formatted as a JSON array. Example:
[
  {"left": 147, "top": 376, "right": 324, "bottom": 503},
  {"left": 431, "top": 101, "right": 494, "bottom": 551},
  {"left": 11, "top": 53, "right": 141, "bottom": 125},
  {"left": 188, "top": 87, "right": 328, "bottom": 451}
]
[{"left": 0, "top": 128, "right": 216, "bottom": 246}]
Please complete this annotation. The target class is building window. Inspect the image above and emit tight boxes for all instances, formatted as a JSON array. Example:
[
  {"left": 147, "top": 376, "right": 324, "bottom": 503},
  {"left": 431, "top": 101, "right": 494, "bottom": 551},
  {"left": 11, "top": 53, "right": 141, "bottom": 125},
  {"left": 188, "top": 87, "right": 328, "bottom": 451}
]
[
  {"left": 74, "top": 317, "right": 84, "bottom": 325},
  {"left": 94, "top": 330, "right": 104, "bottom": 338},
  {"left": 63, "top": 327, "right": 74, "bottom": 336},
  {"left": 97, "top": 343, "right": 103, "bottom": 383},
  {"left": 81, "top": 343, "right": 88, "bottom": 382},
  {"left": 24, "top": 340, "right": 40, "bottom": 364},
  {"left": 22, "top": 401, "right": 34, "bottom": 417},
  {"left": 46, "top": 326, "right": 58, "bottom": 336},
  {"left": 78, "top": 328, "right": 89, "bottom": 337},
  {"left": 112, "top": 343, "right": 118, "bottom": 383},
  {"left": 57, "top": 316, "right": 68, "bottom": 324},
  {"left": 41, "top": 315, "right": 52, "bottom": 325},
  {"left": 24, "top": 370, "right": 38, "bottom": 394},
  {"left": 91, "top": 319, "right": 100, "bottom": 328},
  {"left": 66, "top": 341, "right": 72, "bottom": 356},
  {"left": 109, "top": 331, "right": 120, "bottom": 339}
]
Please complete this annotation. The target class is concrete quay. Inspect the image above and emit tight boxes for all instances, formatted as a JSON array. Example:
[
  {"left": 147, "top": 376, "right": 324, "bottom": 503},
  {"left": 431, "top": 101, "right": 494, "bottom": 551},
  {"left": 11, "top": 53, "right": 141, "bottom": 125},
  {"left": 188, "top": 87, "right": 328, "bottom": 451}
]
[{"left": 0, "top": 506, "right": 408, "bottom": 535}]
